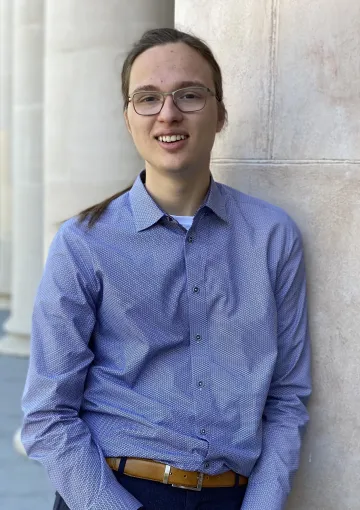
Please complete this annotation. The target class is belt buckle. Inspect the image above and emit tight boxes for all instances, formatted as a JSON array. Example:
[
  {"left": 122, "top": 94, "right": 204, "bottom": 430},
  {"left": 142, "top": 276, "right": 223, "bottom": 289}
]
[{"left": 172, "top": 472, "right": 204, "bottom": 492}]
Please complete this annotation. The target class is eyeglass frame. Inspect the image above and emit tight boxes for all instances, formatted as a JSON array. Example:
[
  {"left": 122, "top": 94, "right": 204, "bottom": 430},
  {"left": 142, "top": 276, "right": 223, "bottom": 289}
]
[{"left": 127, "top": 86, "right": 218, "bottom": 116}]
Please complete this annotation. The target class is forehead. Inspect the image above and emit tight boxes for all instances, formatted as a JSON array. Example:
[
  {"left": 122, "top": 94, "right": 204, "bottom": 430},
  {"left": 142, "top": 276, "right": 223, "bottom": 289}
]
[{"left": 129, "top": 42, "right": 214, "bottom": 92}]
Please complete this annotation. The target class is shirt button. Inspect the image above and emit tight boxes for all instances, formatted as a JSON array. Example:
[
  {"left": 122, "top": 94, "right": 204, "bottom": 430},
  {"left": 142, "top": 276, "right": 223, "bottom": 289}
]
[
  {"left": 198, "top": 381, "right": 204, "bottom": 388},
  {"left": 204, "top": 462, "right": 210, "bottom": 469},
  {"left": 193, "top": 286, "right": 200, "bottom": 293},
  {"left": 200, "top": 428, "right": 206, "bottom": 435},
  {"left": 188, "top": 236, "right": 194, "bottom": 243},
  {"left": 195, "top": 334, "right": 201, "bottom": 341}
]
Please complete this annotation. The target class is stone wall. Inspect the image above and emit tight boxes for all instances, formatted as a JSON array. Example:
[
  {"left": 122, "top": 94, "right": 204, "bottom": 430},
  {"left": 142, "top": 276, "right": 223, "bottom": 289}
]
[{"left": 176, "top": 1, "right": 360, "bottom": 509}]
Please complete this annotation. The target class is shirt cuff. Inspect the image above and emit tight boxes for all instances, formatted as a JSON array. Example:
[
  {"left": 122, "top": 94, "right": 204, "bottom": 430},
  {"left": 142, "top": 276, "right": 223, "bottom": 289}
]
[{"left": 241, "top": 481, "right": 287, "bottom": 510}]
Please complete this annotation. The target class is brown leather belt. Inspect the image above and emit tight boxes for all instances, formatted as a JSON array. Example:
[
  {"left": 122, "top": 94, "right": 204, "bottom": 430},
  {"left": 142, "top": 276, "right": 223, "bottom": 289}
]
[{"left": 105, "top": 457, "right": 248, "bottom": 491}]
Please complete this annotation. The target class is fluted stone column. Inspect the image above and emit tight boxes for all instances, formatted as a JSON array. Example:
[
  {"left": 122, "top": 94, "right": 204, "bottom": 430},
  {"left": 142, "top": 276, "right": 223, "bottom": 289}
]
[
  {"left": 0, "top": 0, "right": 44, "bottom": 357},
  {"left": 0, "top": 0, "right": 13, "bottom": 308},
  {"left": 43, "top": 0, "right": 174, "bottom": 253},
  {"left": 176, "top": 1, "right": 360, "bottom": 509}
]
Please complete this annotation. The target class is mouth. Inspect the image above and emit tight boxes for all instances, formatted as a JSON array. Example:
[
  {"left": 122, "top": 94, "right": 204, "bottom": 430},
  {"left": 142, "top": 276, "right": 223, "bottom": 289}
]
[
  {"left": 155, "top": 134, "right": 188, "bottom": 143},
  {"left": 155, "top": 134, "right": 189, "bottom": 151}
]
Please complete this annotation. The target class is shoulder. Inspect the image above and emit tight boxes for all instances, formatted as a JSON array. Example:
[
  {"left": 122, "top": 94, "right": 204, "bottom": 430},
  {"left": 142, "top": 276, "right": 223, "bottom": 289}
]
[
  {"left": 55, "top": 216, "right": 90, "bottom": 247},
  {"left": 44, "top": 219, "right": 89, "bottom": 276},
  {"left": 219, "top": 182, "right": 301, "bottom": 237},
  {"left": 49, "top": 192, "right": 132, "bottom": 263},
  {"left": 217, "top": 183, "right": 303, "bottom": 263},
  {"left": 59, "top": 192, "right": 131, "bottom": 239}
]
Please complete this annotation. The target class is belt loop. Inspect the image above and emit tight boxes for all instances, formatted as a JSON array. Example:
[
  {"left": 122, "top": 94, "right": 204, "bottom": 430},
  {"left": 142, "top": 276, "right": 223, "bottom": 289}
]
[
  {"left": 118, "top": 457, "right": 128, "bottom": 474},
  {"left": 163, "top": 464, "right": 171, "bottom": 484},
  {"left": 234, "top": 473, "right": 239, "bottom": 486}
]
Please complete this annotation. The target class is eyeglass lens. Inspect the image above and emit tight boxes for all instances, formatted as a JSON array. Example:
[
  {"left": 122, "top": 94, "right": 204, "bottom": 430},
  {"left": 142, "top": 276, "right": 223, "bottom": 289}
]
[{"left": 132, "top": 87, "right": 208, "bottom": 115}]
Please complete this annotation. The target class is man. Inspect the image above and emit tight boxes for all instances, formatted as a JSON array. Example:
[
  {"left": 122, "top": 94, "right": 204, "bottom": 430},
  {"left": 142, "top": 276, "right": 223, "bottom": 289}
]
[{"left": 21, "top": 28, "right": 311, "bottom": 510}]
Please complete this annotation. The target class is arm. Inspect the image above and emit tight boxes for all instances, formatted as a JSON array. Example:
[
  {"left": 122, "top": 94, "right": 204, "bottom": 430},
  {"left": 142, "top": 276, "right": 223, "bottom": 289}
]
[
  {"left": 21, "top": 222, "right": 142, "bottom": 510},
  {"left": 241, "top": 225, "right": 312, "bottom": 510}
]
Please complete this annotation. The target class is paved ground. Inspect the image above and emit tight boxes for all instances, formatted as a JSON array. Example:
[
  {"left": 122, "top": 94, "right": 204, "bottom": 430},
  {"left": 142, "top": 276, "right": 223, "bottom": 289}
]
[{"left": 0, "top": 310, "right": 55, "bottom": 510}]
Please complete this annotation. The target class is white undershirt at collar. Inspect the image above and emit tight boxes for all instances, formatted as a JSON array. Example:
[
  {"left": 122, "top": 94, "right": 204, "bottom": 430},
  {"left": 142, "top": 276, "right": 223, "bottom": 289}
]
[{"left": 172, "top": 215, "right": 194, "bottom": 231}]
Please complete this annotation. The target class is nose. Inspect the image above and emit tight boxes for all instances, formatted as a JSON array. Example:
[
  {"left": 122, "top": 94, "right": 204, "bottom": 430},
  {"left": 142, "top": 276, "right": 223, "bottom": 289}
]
[{"left": 157, "top": 94, "right": 183, "bottom": 122}]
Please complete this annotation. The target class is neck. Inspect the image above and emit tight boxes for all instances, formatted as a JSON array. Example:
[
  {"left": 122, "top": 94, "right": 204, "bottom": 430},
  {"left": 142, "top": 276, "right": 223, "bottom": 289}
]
[{"left": 144, "top": 167, "right": 211, "bottom": 216}]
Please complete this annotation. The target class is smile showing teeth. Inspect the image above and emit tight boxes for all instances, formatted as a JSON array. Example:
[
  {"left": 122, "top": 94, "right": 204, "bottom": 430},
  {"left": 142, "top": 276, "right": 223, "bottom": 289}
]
[{"left": 157, "top": 134, "right": 187, "bottom": 143}]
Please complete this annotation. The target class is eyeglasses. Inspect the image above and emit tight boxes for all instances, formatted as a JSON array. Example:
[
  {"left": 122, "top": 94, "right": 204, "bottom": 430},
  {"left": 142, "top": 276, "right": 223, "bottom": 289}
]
[{"left": 128, "top": 86, "right": 216, "bottom": 116}]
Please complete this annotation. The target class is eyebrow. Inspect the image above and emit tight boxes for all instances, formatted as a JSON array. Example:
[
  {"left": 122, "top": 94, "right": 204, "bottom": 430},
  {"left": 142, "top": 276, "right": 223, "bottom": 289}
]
[{"left": 129, "top": 80, "right": 209, "bottom": 96}]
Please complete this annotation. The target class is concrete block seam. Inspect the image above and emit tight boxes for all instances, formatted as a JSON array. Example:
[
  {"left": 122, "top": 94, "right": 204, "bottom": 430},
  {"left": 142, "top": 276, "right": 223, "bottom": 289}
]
[
  {"left": 211, "top": 158, "right": 360, "bottom": 166},
  {"left": 267, "top": 0, "right": 280, "bottom": 160}
]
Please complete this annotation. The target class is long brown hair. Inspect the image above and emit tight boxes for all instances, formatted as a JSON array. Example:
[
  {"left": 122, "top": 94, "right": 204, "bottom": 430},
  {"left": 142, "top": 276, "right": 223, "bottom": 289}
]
[{"left": 78, "top": 27, "right": 226, "bottom": 227}]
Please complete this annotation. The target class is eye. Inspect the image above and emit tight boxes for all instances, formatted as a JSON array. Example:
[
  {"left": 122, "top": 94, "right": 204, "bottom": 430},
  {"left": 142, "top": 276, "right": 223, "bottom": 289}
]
[
  {"left": 176, "top": 88, "right": 206, "bottom": 101},
  {"left": 135, "top": 93, "right": 162, "bottom": 104},
  {"left": 180, "top": 91, "right": 201, "bottom": 100}
]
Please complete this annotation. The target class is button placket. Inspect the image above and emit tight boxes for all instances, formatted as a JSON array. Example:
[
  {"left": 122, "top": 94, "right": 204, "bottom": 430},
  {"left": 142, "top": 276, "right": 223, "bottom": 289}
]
[{"left": 185, "top": 223, "right": 211, "bottom": 453}]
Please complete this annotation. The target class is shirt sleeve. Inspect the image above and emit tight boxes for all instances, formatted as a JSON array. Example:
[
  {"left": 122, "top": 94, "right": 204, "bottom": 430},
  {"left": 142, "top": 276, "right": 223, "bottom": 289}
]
[
  {"left": 21, "top": 222, "right": 142, "bottom": 510},
  {"left": 241, "top": 222, "right": 312, "bottom": 510}
]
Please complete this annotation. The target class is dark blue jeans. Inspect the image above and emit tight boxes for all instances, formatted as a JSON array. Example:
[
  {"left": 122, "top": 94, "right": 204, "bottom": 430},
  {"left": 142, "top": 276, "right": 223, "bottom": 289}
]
[{"left": 53, "top": 471, "right": 247, "bottom": 509}]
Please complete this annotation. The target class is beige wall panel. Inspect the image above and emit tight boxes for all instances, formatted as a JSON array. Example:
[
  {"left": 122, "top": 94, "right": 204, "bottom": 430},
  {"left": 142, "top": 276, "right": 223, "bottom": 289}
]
[
  {"left": 273, "top": 0, "right": 360, "bottom": 160},
  {"left": 46, "top": 1, "right": 174, "bottom": 50},
  {"left": 16, "top": 0, "right": 43, "bottom": 25},
  {"left": 44, "top": 50, "right": 135, "bottom": 183},
  {"left": 212, "top": 161, "right": 360, "bottom": 509},
  {"left": 176, "top": 0, "right": 274, "bottom": 159}
]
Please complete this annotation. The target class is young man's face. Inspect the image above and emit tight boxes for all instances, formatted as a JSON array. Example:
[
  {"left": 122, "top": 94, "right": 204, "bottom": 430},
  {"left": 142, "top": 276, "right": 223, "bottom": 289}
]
[{"left": 125, "top": 42, "right": 224, "bottom": 177}]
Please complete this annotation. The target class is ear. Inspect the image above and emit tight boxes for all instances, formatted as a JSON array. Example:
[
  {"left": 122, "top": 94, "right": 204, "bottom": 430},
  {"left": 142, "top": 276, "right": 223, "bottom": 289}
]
[
  {"left": 124, "top": 109, "right": 132, "bottom": 135},
  {"left": 216, "top": 102, "right": 226, "bottom": 133}
]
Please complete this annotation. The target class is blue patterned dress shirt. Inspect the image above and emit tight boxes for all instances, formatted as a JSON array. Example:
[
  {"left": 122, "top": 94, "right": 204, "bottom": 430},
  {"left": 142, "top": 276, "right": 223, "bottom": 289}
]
[{"left": 21, "top": 170, "right": 311, "bottom": 510}]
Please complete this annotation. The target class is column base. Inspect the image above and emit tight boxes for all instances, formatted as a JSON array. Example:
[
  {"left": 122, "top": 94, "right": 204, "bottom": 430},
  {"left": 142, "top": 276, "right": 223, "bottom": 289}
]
[
  {"left": 13, "top": 427, "right": 27, "bottom": 457},
  {"left": 0, "top": 333, "right": 30, "bottom": 357}
]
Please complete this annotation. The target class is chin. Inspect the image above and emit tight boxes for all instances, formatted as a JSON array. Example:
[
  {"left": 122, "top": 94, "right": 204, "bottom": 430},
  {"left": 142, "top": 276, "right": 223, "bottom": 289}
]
[
  {"left": 163, "top": 165, "right": 195, "bottom": 175},
  {"left": 150, "top": 159, "right": 193, "bottom": 175}
]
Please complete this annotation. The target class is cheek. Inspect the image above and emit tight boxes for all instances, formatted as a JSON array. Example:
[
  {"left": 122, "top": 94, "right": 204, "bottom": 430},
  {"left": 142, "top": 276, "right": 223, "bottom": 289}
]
[
  {"left": 131, "top": 133, "right": 150, "bottom": 158},
  {"left": 127, "top": 117, "right": 151, "bottom": 146},
  {"left": 197, "top": 113, "right": 219, "bottom": 144},
  {"left": 201, "top": 105, "right": 219, "bottom": 128}
]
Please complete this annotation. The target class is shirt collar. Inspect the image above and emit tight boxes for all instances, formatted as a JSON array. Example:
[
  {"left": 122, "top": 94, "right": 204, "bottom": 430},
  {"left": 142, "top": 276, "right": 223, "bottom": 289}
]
[
  {"left": 204, "top": 174, "right": 228, "bottom": 224},
  {"left": 129, "top": 170, "right": 228, "bottom": 232}
]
